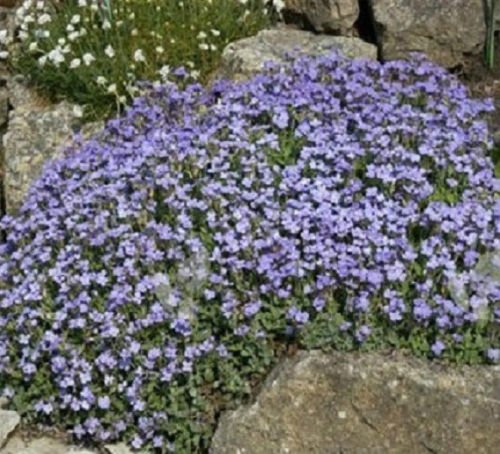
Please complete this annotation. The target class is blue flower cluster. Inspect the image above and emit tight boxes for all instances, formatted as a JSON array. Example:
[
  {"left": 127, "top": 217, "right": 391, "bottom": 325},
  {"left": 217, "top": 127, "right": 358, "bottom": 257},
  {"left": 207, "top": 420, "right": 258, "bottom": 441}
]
[{"left": 0, "top": 51, "right": 499, "bottom": 450}]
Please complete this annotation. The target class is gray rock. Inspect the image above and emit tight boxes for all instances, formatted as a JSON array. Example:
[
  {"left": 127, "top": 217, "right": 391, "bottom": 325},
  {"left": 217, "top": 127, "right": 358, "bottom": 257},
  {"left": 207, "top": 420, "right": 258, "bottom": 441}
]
[
  {"left": 0, "top": 434, "right": 97, "bottom": 454},
  {"left": 2, "top": 81, "right": 103, "bottom": 214},
  {"left": 211, "top": 351, "right": 500, "bottom": 454},
  {"left": 370, "top": 0, "right": 485, "bottom": 68},
  {"left": 283, "top": 0, "right": 359, "bottom": 34},
  {"left": 104, "top": 443, "right": 134, "bottom": 454},
  {"left": 217, "top": 27, "right": 377, "bottom": 81},
  {"left": 0, "top": 410, "right": 20, "bottom": 449}
]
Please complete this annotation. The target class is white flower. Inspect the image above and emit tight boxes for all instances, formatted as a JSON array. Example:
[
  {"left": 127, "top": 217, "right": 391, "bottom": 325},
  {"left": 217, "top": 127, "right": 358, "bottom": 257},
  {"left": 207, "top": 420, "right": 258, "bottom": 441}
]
[
  {"left": 210, "top": 44, "right": 217, "bottom": 51},
  {"left": 155, "top": 46, "right": 164, "bottom": 54},
  {"left": 158, "top": 65, "right": 170, "bottom": 80},
  {"left": 68, "top": 31, "right": 79, "bottom": 41},
  {"left": 48, "top": 47, "right": 65, "bottom": 66},
  {"left": 96, "top": 76, "right": 107, "bottom": 85},
  {"left": 191, "top": 70, "right": 200, "bottom": 80},
  {"left": 38, "top": 55, "right": 47, "bottom": 66},
  {"left": 77, "top": 0, "right": 87, "bottom": 7},
  {"left": 57, "top": 37, "right": 66, "bottom": 46},
  {"left": 104, "top": 45, "right": 115, "bottom": 58},
  {"left": 23, "top": 15, "right": 35, "bottom": 24},
  {"left": 238, "top": 0, "right": 248, "bottom": 4},
  {"left": 37, "top": 13, "right": 51, "bottom": 25},
  {"left": 128, "top": 12, "right": 135, "bottom": 20},
  {"left": 133, "top": 49, "right": 145, "bottom": 62},
  {"left": 90, "top": 4, "right": 98, "bottom": 11},
  {"left": 36, "top": 1, "right": 44, "bottom": 10},
  {"left": 0, "top": 30, "right": 8, "bottom": 43},
  {"left": 66, "top": 24, "right": 75, "bottom": 33},
  {"left": 198, "top": 43, "right": 209, "bottom": 51},
  {"left": 61, "top": 44, "right": 71, "bottom": 54},
  {"left": 28, "top": 42, "right": 38, "bottom": 52},
  {"left": 197, "top": 31, "right": 207, "bottom": 40},
  {"left": 18, "top": 31, "right": 29, "bottom": 41},
  {"left": 210, "top": 29, "right": 220, "bottom": 36},
  {"left": 69, "top": 58, "right": 81, "bottom": 68},
  {"left": 131, "top": 28, "right": 138, "bottom": 36},
  {"left": 72, "top": 105, "right": 83, "bottom": 118},
  {"left": 0, "top": 51, "right": 8, "bottom": 59},
  {"left": 107, "top": 83, "right": 117, "bottom": 94},
  {"left": 82, "top": 52, "right": 95, "bottom": 65},
  {"left": 102, "top": 20, "right": 111, "bottom": 30},
  {"left": 71, "top": 14, "right": 81, "bottom": 25},
  {"left": 79, "top": 28, "right": 87, "bottom": 37}
]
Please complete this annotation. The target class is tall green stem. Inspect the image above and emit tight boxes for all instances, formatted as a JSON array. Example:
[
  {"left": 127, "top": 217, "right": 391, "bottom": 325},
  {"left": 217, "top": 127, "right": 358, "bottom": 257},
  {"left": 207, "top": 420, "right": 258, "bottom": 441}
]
[{"left": 485, "top": 0, "right": 497, "bottom": 69}]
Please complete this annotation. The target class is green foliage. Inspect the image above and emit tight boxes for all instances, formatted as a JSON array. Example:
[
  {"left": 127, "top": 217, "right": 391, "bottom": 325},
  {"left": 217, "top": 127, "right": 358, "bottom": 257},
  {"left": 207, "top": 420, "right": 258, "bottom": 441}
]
[{"left": 9, "top": 0, "right": 274, "bottom": 119}]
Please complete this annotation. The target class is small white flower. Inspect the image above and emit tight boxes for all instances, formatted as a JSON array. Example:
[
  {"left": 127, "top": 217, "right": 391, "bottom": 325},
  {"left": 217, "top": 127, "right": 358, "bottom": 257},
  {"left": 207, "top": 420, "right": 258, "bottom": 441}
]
[
  {"left": 36, "top": 1, "right": 44, "bottom": 10},
  {"left": 18, "top": 31, "right": 29, "bottom": 41},
  {"left": 96, "top": 76, "right": 107, "bottom": 85},
  {"left": 69, "top": 58, "right": 81, "bottom": 68},
  {"left": 102, "top": 20, "right": 111, "bottom": 30},
  {"left": 82, "top": 52, "right": 95, "bottom": 65},
  {"left": 79, "top": 28, "right": 87, "bottom": 37},
  {"left": 70, "top": 14, "right": 81, "bottom": 25},
  {"left": 61, "top": 44, "right": 71, "bottom": 54},
  {"left": 48, "top": 48, "right": 65, "bottom": 66},
  {"left": 66, "top": 24, "right": 75, "bottom": 33},
  {"left": 191, "top": 70, "right": 200, "bottom": 80},
  {"left": 72, "top": 105, "right": 83, "bottom": 118},
  {"left": 197, "top": 31, "right": 207, "bottom": 40},
  {"left": 131, "top": 28, "right": 138, "bottom": 36},
  {"left": 57, "top": 37, "right": 66, "bottom": 46},
  {"left": 158, "top": 65, "right": 170, "bottom": 80},
  {"left": 210, "top": 44, "right": 217, "bottom": 51},
  {"left": 210, "top": 29, "right": 221, "bottom": 36},
  {"left": 104, "top": 45, "right": 115, "bottom": 58},
  {"left": 118, "top": 95, "right": 126, "bottom": 103},
  {"left": 37, "top": 13, "right": 51, "bottom": 25},
  {"left": 23, "top": 15, "right": 35, "bottom": 24},
  {"left": 198, "top": 43, "right": 209, "bottom": 51},
  {"left": 0, "top": 30, "right": 8, "bottom": 43},
  {"left": 155, "top": 46, "right": 164, "bottom": 54},
  {"left": 0, "top": 51, "right": 8, "bottom": 59},
  {"left": 38, "top": 55, "right": 47, "bottom": 66},
  {"left": 77, "top": 0, "right": 87, "bottom": 6},
  {"left": 68, "top": 31, "right": 79, "bottom": 41},
  {"left": 170, "top": 38, "right": 176, "bottom": 44},
  {"left": 28, "top": 42, "right": 38, "bottom": 52},
  {"left": 90, "top": 4, "right": 98, "bottom": 11},
  {"left": 238, "top": 0, "right": 248, "bottom": 4},
  {"left": 133, "top": 49, "right": 145, "bottom": 62},
  {"left": 128, "top": 12, "right": 135, "bottom": 20},
  {"left": 107, "top": 83, "right": 117, "bottom": 94}
]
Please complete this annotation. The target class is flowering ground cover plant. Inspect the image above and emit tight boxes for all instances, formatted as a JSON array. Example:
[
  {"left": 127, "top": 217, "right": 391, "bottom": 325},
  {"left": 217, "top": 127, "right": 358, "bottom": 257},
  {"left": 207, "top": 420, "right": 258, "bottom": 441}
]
[
  {"left": 0, "top": 51, "right": 500, "bottom": 451},
  {"left": 2, "top": 0, "right": 277, "bottom": 119}
]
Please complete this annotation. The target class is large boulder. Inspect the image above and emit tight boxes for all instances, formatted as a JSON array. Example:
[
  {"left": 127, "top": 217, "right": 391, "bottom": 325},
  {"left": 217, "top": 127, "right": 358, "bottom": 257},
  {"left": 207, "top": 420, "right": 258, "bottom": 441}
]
[
  {"left": 369, "top": 0, "right": 485, "bottom": 68},
  {"left": 283, "top": 0, "right": 359, "bottom": 34},
  {"left": 211, "top": 351, "right": 500, "bottom": 453},
  {"left": 217, "top": 27, "right": 377, "bottom": 81},
  {"left": 2, "top": 79, "right": 103, "bottom": 214}
]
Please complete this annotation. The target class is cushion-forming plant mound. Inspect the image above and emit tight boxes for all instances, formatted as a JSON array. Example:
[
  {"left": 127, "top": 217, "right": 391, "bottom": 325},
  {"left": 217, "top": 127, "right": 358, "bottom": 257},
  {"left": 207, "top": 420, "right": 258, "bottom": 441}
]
[{"left": 0, "top": 52, "right": 499, "bottom": 451}]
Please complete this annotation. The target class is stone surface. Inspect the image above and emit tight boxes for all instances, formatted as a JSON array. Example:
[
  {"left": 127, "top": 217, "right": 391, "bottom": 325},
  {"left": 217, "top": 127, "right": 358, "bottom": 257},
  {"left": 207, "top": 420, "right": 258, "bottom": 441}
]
[
  {"left": 0, "top": 435, "right": 96, "bottom": 454},
  {"left": 217, "top": 27, "right": 377, "bottom": 81},
  {"left": 283, "top": 0, "right": 359, "bottom": 33},
  {"left": 211, "top": 350, "right": 500, "bottom": 453},
  {"left": 0, "top": 411, "right": 20, "bottom": 449},
  {"left": 2, "top": 80, "right": 103, "bottom": 214},
  {"left": 370, "top": 0, "right": 485, "bottom": 68},
  {"left": 104, "top": 443, "right": 134, "bottom": 454}
]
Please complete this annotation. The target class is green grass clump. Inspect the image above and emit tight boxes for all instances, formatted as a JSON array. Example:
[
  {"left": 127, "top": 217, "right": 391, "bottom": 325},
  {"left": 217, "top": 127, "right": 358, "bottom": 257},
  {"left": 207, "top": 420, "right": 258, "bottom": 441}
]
[{"left": 6, "top": 0, "right": 275, "bottom": 119}]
